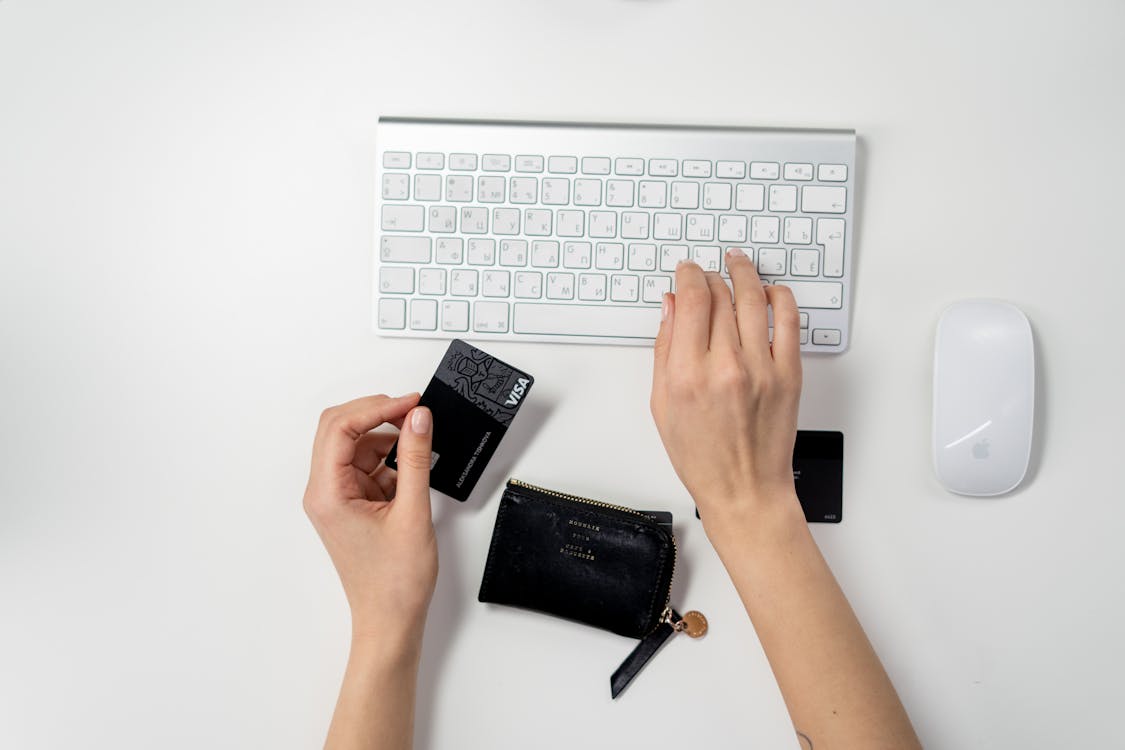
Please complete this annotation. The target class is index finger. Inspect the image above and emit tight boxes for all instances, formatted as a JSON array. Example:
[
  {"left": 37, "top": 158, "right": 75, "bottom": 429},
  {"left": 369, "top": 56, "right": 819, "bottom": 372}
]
[{"left": 313, "top": 393, "right": 421, "bottom": 468}]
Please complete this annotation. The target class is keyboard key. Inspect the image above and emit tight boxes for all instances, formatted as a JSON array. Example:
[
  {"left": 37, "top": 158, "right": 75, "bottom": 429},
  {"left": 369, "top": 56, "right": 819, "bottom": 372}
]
[
  {"left": 482, "top": 270, "right": 511, "bottom": 297},
  {"left": 478, "top": 176, "right": 506, "bottom": 202},
  {"left": 589, "top": 211, "right": 618, "bottom": 238},
  {"left": 427, "top": 206, "right": 457, "bottom": 233},
  {"left": 816, "top": 218, "right": 846, "bottom": 277},
  {"left": 524, "top": 209, "right": 552, "bottom": 236},
  {"left": 693, "top": 245, "right": 721, "bottom": 272},
  {"left": 670, "top": 182, "right": 699, "bottom": 209},
  {"left": 449, "top": 153, "right": 477, "bottom": 171},
  {"left": 660, "top": 244, "right": 689, "bottom": 271},
  {"left": 417, "top": 152, "right": 444, "bottom": 170},
  {"left": 514, "top": 271, "right": 543, "bottom": 298},
  {"left": 768, "top": 185, "right": 798, "bottom": 212},
  {"left": 531, "top": 240, "right": 560, "bottom": 267},
  {"left": 685, "top": 214, "right": 714, "bottom": 241},
  {"left": 446, "top": 175, "right": 474, "bottom": 202},
  {"left": 441, "top": 300, "right": 469, "bottom": 331},
  {"left": 595, "top": 242, "right": 624, "bottom": 270},
  {"left": 547, "top": 272, "right": 575, "bottom": 300},
  {"left": 784, "top": 163, "right": 814, "bottom": 181},
  {"left": 783, "top": 280, "right": 844, "bottom": 309},
  {"left": 751, "top": 215, "right": 780, "bottom": 243},
  {"left": 379, "top": 266, "right": 415, "bottom": 293},
  {"left": 703, "top": 183, "right": 732, "bottom": 210},
  {"left": 473, "top": 301, "right": 509, "bottom": 332},
  {"left": 435, "top": 238, "right": 463, "bottom": 264},
  {"left": 542, "top": 178, "right": 570, "bottom": 205},
  {"left": 556, "top": 209, "right": 585, "bottom": 237},
  {"left": 460, "top": 207, "right": 488, "bottom": 234},
  {"left": 818, "top": 164, "right": 848, "bottom": 182},
  {"left": 493, "top": 208, "right": 520, "bottom": 235},
  {"left": 383, "top": 152, "right": 410, "bottom": 168},
  {"left": 800, "top": 312, "right": 809, "bottom": 328},
  {"left": 574, "top": 179, "right": 602, "bottom": 206},
  {"left": 513, "top": 303, "right": 662, "bottom": 338},
  {"left": 414, "top": 174, "right": 442, "bottom": 201},
  {"left": 750, "top": 162, "right": 780, "bottom": 179},
  {"left": 509, "top": 177, "right": 538, "bottom": 204},
  {"left": 499, "top": 239, "right": 527, "bottom": 266},
  {"left": 467, "top": 238, "right": 495, "bottom": 265},
  {"left": 802, "top": 185, "right": 847, "bottom": 214},
  {"left": 757, "top": 248, "right": 787, "bottom": 276},
  {"left": 516, "top": 155, "right": 544, "bottom": 173},
  {"left": 628, "top": 243, "right": 657, "bottom": 271},
  {"left": 581, "top": 157, "right": 611, "bottom": 175},
  {"left": 610, "top": 274, "right": 640, "bottom": 302},
  {"left": 418, "top": 268, "right": 447, "bottom": 295},
  {"left": 381, "top": 236, "right": 431, "bottom": 263},
  {"left": 606, "top": 180, "right": 635, "bottom": 207},
  {"left": 382, "top": 173, "right": 409, "bottom": 200},
  {"left": 784, "top": 217, "right": 813, "bottom": 244},
  {"left": 653, "top": 213, "right": 682, "bottom": 240},
  {"left": 621, "top": 212, "right": 650, "bottom": 239},
  {"left": 649, "top": 159, "right": 677, "bottom": 177},
  {"left": 683, "top": 160, "right": 712, "bottom": 178},
  {"left": 381, "top": 205, "right": 424, "bottom": 231},
  {"left": 639, "top": 181, "right": 668, "bottom": 208},
  {"left": 563, "top": 241, "right": 592, "bottom": 268},
  {"left": 410, "top": 299, "right": 438, "bottom": 330},
  {"left": 812, "top": 328, "right": 842, "bottom": 346},
  {"left": 548, "top": 156, "right": 578, "bottom": 174},
  {"left": 482, "top": 154, "right": 511, "bottom": 172},
  {"left": 736, "top": 183, "right": 765, "bottom": 211},
  {"left": 717, "top": 215, "right": 747, "bottom": 243},
  {"left": 378, "top": 298, "right": 406, "bottom": 328},
  {"left": 615, "top": 158, "right": 644, "bottom": 175},
  {"left": 717, "top": 161, "right": 746, "bottom": 179},
  {"left": 642, "top": 274, "right": 671, "bottom": 303},
  {"left": 450, "top": 269, "right": 478, "bottom": 296},
  {"left": 578, "top": 273, "right": 607, "bottom": 301},
  {"left": 791, "top": 248, "right": 820, "bottom": 276}
]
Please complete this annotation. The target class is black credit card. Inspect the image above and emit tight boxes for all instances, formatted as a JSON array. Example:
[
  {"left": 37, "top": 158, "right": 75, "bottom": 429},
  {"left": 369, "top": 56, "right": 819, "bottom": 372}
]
[
  {"left": 695, "top": 430, "right": 843, "bottom": 523},
  {"left": 385, "top": 339, "right": 534, "bottom": 502},
  {"left": 792, "top": 430, "right": 843, "bottom": 523}
]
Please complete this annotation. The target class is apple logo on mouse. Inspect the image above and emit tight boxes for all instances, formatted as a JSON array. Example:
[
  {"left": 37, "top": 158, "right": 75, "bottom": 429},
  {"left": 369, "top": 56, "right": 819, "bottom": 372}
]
[{"left": 972, "top": 439, "right": 990, "bottom": 460}]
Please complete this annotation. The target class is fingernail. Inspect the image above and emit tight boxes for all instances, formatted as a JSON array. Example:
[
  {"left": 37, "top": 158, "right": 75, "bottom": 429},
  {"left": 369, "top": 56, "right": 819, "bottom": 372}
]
[
  {"left": 677, "top": 259, "right": 696, "bottom": 268},
  {"left": 727, "top": 247, "right": 746, "bottom": 258},
  {"left": 661, "top": 294, "right": 670, "bottom": 320},
  {"left": 410, "top": 407, "right": 431, "bottom": 435}
]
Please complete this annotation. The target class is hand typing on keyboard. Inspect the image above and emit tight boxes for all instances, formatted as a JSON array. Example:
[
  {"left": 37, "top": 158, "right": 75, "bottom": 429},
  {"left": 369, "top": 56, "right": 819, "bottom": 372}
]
[
  {"left": 651, "top": 249, "right": 802, "bottom": 526},
  {"left": 649, "top": 250, "right": 922, "bottom": 749}
]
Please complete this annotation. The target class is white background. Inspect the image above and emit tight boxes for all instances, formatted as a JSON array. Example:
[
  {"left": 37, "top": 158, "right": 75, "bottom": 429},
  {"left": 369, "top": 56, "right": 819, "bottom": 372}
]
[{"left": 2, "top": 1, "right": 1124, "bottom": 748}]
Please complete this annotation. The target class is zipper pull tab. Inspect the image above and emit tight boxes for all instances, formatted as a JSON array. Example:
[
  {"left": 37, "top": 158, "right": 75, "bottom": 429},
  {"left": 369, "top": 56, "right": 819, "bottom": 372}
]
[{"left": 609, "top": 608, "right": 707, "bottom": 699}]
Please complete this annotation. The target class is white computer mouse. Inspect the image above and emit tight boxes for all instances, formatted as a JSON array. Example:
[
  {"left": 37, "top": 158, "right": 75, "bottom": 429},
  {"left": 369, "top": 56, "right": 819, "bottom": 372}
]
[{"left": 933, "top": 299, "right": 1035, "bottom": 496}]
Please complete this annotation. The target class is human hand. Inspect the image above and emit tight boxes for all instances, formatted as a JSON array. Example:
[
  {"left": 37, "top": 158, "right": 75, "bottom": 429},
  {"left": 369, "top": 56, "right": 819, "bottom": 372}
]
[
  {"left": 303, "top": 393, "right": 437, "bottom": 646},
  {"left": 650, "top": 250, "right": 804, "bottom": 546}
]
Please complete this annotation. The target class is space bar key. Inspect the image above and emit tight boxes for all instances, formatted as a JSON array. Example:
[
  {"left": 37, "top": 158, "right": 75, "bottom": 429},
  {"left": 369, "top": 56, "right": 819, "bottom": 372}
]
[{"left": 513, "top": 303, "right": 662, "bottom": 339}]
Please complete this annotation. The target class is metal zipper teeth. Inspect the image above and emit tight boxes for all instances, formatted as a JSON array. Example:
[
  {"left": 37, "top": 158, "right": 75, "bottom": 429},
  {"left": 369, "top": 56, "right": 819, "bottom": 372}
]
[{"left": 507, "top": 479, "right": 677, "bottom": 621}]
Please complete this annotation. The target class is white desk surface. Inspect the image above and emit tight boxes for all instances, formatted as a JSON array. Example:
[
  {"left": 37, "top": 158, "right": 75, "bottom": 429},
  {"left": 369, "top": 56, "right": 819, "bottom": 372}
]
[{"left": 3, "top": 1, "right": 1124, "bottom": 747}]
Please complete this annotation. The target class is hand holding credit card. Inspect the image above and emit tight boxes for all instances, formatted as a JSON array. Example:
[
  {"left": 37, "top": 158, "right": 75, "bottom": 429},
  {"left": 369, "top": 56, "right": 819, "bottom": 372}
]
[{"left": 385, "top": 340, "right": 534, "bottom": 501}]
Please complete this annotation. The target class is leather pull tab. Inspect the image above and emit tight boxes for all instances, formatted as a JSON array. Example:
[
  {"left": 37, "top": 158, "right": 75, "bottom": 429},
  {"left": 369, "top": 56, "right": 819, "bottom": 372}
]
[{"left": 610, "top": 619, "right": 677, "bottom": 699}]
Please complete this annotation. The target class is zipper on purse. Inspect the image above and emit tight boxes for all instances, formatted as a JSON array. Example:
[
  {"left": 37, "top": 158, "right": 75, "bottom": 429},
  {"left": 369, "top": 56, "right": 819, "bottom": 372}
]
[
  {"left": 508, "top": 478, "right": 679, "bottom": 620},
  {"left": 507, "top": 479, "right": 708, "bottom": 698}
]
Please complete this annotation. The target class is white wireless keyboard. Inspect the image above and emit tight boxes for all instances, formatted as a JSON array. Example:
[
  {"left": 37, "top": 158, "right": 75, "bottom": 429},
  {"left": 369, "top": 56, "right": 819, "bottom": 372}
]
[{"left": 374, "top": 118, "right": 856, "bottom": 351}]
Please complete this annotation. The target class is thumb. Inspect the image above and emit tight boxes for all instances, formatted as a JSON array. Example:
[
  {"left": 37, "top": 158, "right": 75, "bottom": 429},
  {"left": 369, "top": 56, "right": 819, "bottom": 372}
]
[
  {"left": 394, "top": 406, "right": 434, "bottom": 519},
  {"left": 652, "top": 292, "right": 674, "bottom": 395}
]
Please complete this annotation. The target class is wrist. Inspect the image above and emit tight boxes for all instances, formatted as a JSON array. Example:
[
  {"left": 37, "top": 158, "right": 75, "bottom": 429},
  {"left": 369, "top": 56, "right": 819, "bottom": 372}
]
[
  {"left": 350, "top": 614, "right": 427, "bottom": 667},
  {"left": 699, "top": 489, "right": 807, "bottom": 556}
]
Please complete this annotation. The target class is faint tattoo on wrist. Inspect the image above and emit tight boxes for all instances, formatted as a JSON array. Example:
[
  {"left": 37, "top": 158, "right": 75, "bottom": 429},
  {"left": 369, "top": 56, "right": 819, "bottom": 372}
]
[{"left": 796, "top": 730, "right": 814, "bottom": 749}]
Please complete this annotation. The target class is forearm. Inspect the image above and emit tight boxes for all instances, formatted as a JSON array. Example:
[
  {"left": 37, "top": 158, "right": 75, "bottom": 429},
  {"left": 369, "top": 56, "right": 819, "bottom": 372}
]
[
  {"left": 708, "top": 495, "right": 920, "bottom": 750},
  {"left": 325, "top": 630, "right": 423, "bottom": 750}
]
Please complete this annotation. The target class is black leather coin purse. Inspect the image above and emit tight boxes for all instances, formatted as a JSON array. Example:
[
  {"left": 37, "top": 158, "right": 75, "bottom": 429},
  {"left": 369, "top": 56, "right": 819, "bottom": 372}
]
[{"left": 478, "top": 479, "right": 707, "bottom": 698}]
